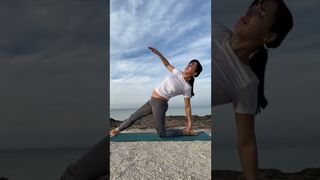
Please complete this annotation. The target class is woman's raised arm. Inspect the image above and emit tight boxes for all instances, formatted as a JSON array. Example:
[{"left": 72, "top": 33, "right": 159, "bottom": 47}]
[
  {"left": 148, "top": 47, "right": 174, "bottom": 72},
  {"left": 234, "top": 112, "right": 258, "bottom": 180}
]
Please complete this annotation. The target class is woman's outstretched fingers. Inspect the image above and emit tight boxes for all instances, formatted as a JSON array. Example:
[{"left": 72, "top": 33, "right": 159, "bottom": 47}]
[
  {"left": 190, "top": 130, "right": 199, "bottom": 136},
  {"left": 148, "top": 47, "right": 161, "bottom": 55},
  {"left": 183, "top": 129, "right": 198, "bottom": 136},
  {"left": 148, "top": 47, "right": 155, "bottom": 52}
]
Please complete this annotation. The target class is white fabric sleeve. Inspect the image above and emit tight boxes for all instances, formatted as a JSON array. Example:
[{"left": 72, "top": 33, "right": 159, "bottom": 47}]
[
  {"left": 172, "top": 68, "right": 181, "bottom": 75},
  {"left": 184, "top": 87, "right": 192, "bottom": 98},
  {"left": 233, "top": 82, "right": 258, "bottom": 114},
  {"left": 213, "top": 21, "right": 233, "bottom": 40}
]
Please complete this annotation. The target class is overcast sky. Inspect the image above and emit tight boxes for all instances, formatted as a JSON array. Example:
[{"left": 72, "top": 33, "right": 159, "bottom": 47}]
[
  {"left": 0, "top": 0, "right": 107, "bottom": 149},
  {"left": 213, "top": 0, "right": 320, "bottom": 170},
  {"left": 110, "top": 0, "right": 211, "bottom": 109}
]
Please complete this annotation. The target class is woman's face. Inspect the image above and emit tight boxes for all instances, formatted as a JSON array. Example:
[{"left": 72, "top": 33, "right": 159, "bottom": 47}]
[
  {"left": 184, "top": 61, "right": 198, "bottom": 76},
  {"left": 233, "top": 0, "right": 279, "bottom": 44}
]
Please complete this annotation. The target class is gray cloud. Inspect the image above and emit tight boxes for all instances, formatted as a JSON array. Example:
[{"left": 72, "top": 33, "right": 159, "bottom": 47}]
[
  {"left": 0, "top": 0, "right": 108, "bottom": 149},
  {"left": 110, "top": 0, "right": 211, "bottom": 109}
]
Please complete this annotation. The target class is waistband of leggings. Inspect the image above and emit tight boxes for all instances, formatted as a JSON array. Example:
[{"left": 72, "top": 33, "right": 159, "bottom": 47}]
[{"left": 150, "top": 96, "right": 168, "bottom": 103}]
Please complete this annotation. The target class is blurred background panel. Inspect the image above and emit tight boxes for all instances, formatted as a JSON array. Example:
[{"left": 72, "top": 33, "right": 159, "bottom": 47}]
[
  {"left": 213, "top": 0, "right": 320, "bottom": 171},
  {"left": 0, "top": 0, "right": 108, "bottom": 179}
]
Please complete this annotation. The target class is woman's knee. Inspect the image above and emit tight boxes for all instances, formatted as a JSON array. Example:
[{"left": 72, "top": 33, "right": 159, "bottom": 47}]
[{"left": 156, "top": 129, "right": 167, "bottom": 137}]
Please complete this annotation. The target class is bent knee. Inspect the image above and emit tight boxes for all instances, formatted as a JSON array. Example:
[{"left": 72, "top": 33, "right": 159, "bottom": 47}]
[{"left": 157, "top": 130, "right": 167, "bottom": 138}]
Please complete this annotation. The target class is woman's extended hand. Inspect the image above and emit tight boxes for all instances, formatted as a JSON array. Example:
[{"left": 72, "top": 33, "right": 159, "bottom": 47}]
[
  {"left": 148, "top": 47, "right": 162, "bottom": 56},
  {"left": 182, "top": 128, "right": 198, "bottom": 136}
]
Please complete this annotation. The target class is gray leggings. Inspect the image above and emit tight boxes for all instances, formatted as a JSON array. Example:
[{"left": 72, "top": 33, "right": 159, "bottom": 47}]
[{"left": 117, "top": 97, "right": 184, "bottom": 137}]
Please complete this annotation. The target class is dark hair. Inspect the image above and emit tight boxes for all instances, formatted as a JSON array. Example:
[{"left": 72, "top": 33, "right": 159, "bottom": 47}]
[
  {"left": 188, "top": 59, "right": 203, "bottom": 97},
  {"left": 249, "top": 0, "right": 293, "bottom": 113}
]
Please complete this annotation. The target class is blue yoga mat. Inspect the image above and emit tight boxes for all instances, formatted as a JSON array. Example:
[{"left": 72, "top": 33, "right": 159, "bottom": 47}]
[{"left": 110, "top": 131, "right": 211, "bottom": 142}]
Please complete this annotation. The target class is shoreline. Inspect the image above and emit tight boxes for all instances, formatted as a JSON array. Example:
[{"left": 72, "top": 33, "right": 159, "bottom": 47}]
[{"left": 110, "top": 115, "right": 211, "bottom": 130}]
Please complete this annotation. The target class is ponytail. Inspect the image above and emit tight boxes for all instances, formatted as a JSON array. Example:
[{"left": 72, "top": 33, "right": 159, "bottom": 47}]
[
  {"left": 187, "top": 59, "right": 202, "bottom": 97},
  {"left": 188, "top": 77, "right": 195, "bottom": 97},
  {"left": 247, "top": 0, "right": 293, "bottom": 114},
  {"left": 249, "top": 46, "right": 268, "bottom": 114}
]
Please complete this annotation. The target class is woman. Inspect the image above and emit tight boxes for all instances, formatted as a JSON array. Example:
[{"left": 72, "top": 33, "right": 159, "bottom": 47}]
[
  {"left": 110, "top": 47, "right": 203, "bottom": 137},
  {"left": 212, "top": 0, "right": 293, "bottom": 179}
]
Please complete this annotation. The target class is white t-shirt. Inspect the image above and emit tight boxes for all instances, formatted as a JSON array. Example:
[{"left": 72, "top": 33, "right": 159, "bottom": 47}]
[
  {"left": 155, "top": 68, "right": 192, "bottom": 100},
  {"left": 212, "top": 22, "right": 259, "bottom": 114}
]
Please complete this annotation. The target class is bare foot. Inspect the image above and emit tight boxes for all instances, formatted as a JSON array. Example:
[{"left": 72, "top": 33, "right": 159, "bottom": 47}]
[
  {"left": 110, "top": 128, "right": 120, "bottom": 137},
  {"left": 182, "top": 129, "right": 199, "bottom": 136}
]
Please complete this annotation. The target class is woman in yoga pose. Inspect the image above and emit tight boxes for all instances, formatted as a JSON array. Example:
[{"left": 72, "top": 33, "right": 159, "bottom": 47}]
[
  {"left": 110, "top": 47, "right": 203, "bottom": 137},
  {"left": 212, "top": 0, "right": 293, "bottom": 179}
]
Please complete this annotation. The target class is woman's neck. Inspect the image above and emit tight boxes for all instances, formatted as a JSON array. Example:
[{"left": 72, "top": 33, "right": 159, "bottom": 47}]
[
  {"left": 182, "top": 72, "right": 192, "bottom": 81},
  {"left": 230, "top": 34, "right": 260, "bottom": 65}
]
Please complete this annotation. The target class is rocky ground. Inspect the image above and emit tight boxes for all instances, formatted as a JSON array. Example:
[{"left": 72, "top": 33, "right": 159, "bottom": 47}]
[
  {"left": 108, "top": 116, "right": 320, "bottom": 180},
  {"left": 110, "top": 115, "right": 211, "bottom": 130},
  {"left": 97, "top": 168, "right": 320, "bottom": 180},
  {"left": 110, "top": 140, "right": 211, "bottom": 180},
  {"left": 213, "top": 168, "right": 320, "bottom": 180}
]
